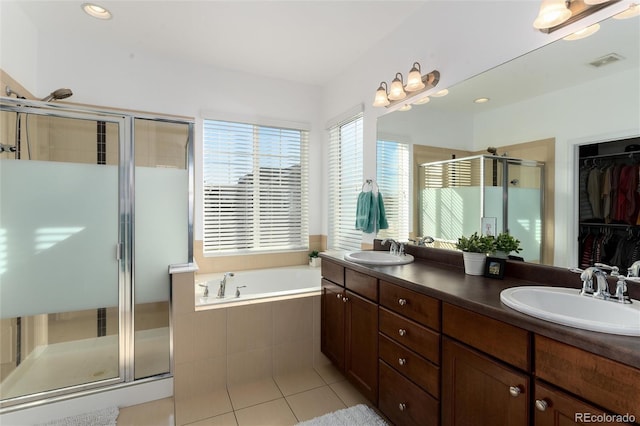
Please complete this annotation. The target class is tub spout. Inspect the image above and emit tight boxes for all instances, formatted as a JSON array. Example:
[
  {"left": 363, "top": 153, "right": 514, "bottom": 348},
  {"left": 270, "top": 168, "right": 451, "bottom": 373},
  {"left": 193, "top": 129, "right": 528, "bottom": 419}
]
[{"left": 217, "top": 272, "right": 235, "bottom": 298}]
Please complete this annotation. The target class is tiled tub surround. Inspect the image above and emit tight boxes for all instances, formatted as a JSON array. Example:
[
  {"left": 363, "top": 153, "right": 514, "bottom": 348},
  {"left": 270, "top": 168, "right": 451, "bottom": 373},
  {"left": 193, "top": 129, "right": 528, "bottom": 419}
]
[{"left": 171, "top": 268, "right": 328, "bottom": 426}]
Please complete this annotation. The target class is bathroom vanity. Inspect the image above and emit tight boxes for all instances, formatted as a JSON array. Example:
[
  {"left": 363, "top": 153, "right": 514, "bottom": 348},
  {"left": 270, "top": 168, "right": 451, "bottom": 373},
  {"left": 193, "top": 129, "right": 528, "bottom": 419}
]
[{"left": 320, "top": 243, "right": 640, "bottom": 426}]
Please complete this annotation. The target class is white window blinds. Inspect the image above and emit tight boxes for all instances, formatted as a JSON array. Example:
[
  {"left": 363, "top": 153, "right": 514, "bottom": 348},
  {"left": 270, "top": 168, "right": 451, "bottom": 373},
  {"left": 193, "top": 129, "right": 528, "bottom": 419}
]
[
  {"left": 377, "top": 140, "right": 409, "bottom": 240},
  {"left": 328, "top": 113, "right": 363, "bottom": 251},
  {"left": 203, "top": 119, "right": 309, "bottom": 254}
]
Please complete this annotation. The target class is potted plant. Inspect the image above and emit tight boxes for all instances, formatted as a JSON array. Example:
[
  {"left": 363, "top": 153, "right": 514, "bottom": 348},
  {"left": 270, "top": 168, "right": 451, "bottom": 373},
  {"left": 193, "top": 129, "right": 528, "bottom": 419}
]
[
  {"left": 493, "top": 232, "right": 522, "bottom": 259},
  {"left": 456, "top": 232, "right": 493, "bottom": 275},
  {"left": 309, "top": 250, "right": 321, "bottom": 267}
]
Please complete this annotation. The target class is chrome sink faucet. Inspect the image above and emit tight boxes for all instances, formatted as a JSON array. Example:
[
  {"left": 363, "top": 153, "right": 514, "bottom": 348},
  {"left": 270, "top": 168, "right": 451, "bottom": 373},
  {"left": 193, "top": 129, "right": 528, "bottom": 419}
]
[
  {"left": 382, "top": 238, "right": 405, "bottom": 256},
  {"left": 217, "top": 272, "right": 235, "bottom": 298},
  {"left": 572, "top": 263, "right": 637, "bottom": 304}
]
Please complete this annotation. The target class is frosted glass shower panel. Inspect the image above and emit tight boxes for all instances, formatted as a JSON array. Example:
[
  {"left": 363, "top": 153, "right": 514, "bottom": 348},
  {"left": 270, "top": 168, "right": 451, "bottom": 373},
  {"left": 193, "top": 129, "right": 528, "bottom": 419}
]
[
  {"left": 0, "top": 159, "right": 119, "bottom": 319},
  {"left": 421, "top": 187, "right": 481, "bottom": 241}
]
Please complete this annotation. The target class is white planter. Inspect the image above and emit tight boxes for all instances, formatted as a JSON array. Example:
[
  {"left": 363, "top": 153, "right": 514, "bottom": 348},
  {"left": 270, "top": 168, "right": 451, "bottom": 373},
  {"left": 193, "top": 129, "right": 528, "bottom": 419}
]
[
  {"left": 462, "top": 252, "right": 486, "bottom": 276},
  {"left": 309, "top": 257, "right": 321, "bottom": 267}
]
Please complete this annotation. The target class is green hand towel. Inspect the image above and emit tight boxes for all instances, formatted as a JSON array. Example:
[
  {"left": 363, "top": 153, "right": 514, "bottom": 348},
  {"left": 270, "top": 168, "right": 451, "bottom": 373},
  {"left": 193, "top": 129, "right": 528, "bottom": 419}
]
[
  {"left": 355, "top": 191, "right": 373, "bottom": 231},
  {"left": 377, "top": 193, "right": 389, "bottom": 231}
]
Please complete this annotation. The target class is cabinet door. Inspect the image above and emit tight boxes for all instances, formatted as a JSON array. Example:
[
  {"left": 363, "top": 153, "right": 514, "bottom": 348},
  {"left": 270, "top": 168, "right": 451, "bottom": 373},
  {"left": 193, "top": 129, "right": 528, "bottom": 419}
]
[
  {"left": 534, "top": 381, "right": 630, "bottom": 426},
  {"left": 321, "top": 279, "right": 345, "bottom": 371},
  {"left": 345, "top": 290, "right": 378, "bottom": 403},
  {"left": 442, "top": 338, "right": 529, "bottom": 426}
]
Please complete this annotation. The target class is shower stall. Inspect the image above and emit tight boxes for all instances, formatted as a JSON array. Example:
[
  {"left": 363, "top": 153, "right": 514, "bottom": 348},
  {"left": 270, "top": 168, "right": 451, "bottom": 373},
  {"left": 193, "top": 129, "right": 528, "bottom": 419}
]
[
  {"left": 0, "top": 97, "right": 194, "bottom": 410},
  {"left": 419, "top": 155, "right": 545, "bottom": 262}
]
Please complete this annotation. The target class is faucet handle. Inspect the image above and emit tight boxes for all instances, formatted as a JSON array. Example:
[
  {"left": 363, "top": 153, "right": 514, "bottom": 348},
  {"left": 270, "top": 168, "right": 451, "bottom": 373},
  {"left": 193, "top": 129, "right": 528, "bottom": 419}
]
[
  {"left": 594, "top": 263, "right": 620, "bottom": 276},
  {"left": 198, "top": 283, "right": 209, "bottom": 297}
]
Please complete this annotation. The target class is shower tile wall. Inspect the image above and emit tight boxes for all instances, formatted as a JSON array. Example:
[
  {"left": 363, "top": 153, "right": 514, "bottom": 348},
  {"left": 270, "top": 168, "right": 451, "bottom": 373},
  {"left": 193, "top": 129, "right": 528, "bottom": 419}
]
[{"left": 171, "top": 272, "right": 328, "bottom": 426}]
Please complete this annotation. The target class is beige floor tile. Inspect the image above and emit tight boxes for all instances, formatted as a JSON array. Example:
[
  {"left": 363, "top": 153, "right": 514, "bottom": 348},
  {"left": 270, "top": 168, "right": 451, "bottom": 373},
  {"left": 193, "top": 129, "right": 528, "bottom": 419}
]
[
  {"left": 329, "top": 379, "right": 370, "bottom": 407},
  {"left": 274, "top": 368, "right": 326, "bottom": 396},
  {"left": 235, "top": 398, "right": 298, "bottom": 426},
  {"left": 314, "top": 363, "right": 345, "bottom": 385},
  {"left": 117, "top": 397, "right": 174, "bottom": 426},
  {"left": 285, "top": 386, "right": 346, "bottom": 422},
  {"left": 228, "top": 377, "right": 283, "bottom": 410},
  {"left": 187, "top": 411, "right": 238, "bottom": 426}
]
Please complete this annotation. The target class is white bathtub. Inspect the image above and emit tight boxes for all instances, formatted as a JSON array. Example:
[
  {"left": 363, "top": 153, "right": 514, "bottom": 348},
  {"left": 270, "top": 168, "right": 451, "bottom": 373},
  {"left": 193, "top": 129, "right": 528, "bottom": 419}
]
[{"left": 195, "top": 265, "right": 322, "bottom": 308}]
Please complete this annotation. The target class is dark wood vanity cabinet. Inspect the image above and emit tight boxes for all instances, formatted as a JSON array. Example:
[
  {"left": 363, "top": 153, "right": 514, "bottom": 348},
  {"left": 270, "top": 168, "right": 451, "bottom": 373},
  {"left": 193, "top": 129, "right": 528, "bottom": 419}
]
[
  {"left": 378, "top": 280, "right": 441, "bottom": 425},
  {"left": 442, "top": 303, "right": 530, "bottom": 426},
  {"left": 320, "top": 255, "right": 640, "bottom": 426},
  {"left": 321, "top": 261, "right": 378, "bottom": 403}
]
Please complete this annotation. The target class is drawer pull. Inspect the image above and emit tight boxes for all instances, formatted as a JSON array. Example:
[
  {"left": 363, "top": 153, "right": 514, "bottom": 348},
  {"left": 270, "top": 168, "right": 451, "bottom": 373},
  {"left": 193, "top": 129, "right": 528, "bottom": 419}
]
[
  {"left": 535, "top": 399, "right": 548, "bottom": 412},
  {"left": 342, "top": 297, "right": 349, "bottom": 303},
  {"left": 508, "top": 386, "right": 522, "bottom": 397},
  {"left": 398, "top": 298, "right": 407, "bottom": 306},
  {"left": 398, "top": 403, "right": 407, "bottom": 411},
  {"left": 398, "top": 329, "right": 407, "bottom": 337},
  {"left": 398, "top": 358, "right": 406, "bottom": 366},
  {"left": 336, "top": 293, "right": 342, "bottom": 299}
]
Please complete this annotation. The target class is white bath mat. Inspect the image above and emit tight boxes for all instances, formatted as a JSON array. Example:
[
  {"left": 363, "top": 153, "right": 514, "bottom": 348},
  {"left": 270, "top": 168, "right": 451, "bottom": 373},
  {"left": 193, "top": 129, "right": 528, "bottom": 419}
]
[
  {"left": 37, "top": 406, "right": 119, "bottom": 426},
  {"left": 296, "top": 404, "right": 388, "bottom": 426}
]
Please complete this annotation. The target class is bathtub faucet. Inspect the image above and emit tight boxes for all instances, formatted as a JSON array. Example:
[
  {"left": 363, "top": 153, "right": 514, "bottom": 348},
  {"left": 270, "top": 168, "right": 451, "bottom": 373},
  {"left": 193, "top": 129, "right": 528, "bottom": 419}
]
[{"left": 217, "top": 272, "right": 235, "bottom": 298}]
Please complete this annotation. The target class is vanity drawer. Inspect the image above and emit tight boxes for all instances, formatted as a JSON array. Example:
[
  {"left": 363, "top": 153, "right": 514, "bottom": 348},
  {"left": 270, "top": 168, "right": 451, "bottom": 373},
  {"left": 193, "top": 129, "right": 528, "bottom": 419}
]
[
  {"left": 379, "top": 333, "right": 439, "bottom": 398},
  {"left": 379, "top": 307, "right": 439, "bottom": 364},
  {"left": 379, "top": 360, "right": 439, "bottom": 426},
  {"left": 321, "top": 259, "right": 344, "bottom": 285},
  {"left": 443, "top": 303, "right": 530, "bottom": 371},
  {"left": 345, "top": 268, "right": 377, "bottom": 302},
  {"left": 535, "top": 335, "right": 640, "bottom": 419},
  {"left": 380, "top": 280, "right": 440, "bottom": 330}
]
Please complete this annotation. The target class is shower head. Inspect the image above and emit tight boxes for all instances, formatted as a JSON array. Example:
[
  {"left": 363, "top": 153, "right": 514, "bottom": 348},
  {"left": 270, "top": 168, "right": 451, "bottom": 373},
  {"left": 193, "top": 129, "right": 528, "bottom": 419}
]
[
  {"left": 41, "top": 88, "right": 73, "bottom": 102},
  {"left": 487, "top": 147, "right": 498, "bottom": 155},
  {"left": 5, "top": 86, "right": 25, "bottom": 99}
]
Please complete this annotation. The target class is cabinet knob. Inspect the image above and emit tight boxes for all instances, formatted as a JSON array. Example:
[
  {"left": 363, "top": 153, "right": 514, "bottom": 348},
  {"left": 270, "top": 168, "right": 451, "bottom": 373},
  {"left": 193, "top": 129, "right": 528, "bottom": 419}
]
[
  {"left": 342, "top": 297, "right": 349, "bottom": 303},
  {"left": 398, "top": 358, "right": 406, "bottom": 366},
  {"left": 336, "top": 293, "right": 342, "bottom": 299},
  {"left": 508, "top": 386, "right": 522, "bottom": 397},
  {"left": 398, "top": 329, "right": 407, "bottom": 337},
  {"left": 535, "top": 399, "right": 549, "bottom": 412},
  {"left": 398, "top": 298, "right": 407, "bottom": 306},
  {"left": 398, "top": 403, "right": 406, "bottom": 411}
]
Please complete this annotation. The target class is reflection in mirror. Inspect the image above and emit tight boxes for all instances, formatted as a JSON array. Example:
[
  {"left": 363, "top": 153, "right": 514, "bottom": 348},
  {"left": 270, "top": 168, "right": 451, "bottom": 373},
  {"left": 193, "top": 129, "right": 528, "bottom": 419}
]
[
  {"left": 419, "top": 155, "right": 545, "bottom": 263},
  {"left": 376, "top": 12, "right": 639, "bottom": 266}
]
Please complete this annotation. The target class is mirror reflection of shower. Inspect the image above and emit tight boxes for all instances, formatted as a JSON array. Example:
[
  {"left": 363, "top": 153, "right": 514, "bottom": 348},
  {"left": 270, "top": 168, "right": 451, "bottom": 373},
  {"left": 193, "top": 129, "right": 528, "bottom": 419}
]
[{"left": 40, "top": 88, "right": 73, "bottom": 102}]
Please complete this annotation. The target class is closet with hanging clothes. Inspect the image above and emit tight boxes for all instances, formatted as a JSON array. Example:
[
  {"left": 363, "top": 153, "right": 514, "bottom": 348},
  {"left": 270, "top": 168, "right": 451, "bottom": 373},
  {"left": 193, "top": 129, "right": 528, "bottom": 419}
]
[{"left": 578, "top": 137, "right": 640, "bottom": 275}]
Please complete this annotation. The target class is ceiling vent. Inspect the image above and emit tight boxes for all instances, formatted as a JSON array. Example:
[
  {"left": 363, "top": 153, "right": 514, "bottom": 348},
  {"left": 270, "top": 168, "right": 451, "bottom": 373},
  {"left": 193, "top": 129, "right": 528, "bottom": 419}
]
[{"left": 589, "top": 53, "right": 625, "bottom": 68}]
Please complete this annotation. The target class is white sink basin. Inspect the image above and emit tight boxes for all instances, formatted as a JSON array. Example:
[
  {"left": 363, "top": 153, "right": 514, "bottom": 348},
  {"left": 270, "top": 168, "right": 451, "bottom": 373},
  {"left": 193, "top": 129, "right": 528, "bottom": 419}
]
[
  {"left": 500, "top": 286, "right": 640, "bottom": 336},
  {"left": 344, "top": 251, "right": 414, "bottom": 266}
]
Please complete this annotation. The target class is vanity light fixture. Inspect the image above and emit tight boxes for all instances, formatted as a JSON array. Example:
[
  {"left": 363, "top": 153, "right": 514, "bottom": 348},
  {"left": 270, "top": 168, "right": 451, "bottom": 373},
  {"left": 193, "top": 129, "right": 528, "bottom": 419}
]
[
  {"left": 373, "top": 82, "right": 391, "bottom": 107},
  {"left": 533, "top": 0, "right": 619, "bottom": 33},
  {"left": 398, "top": 104, "right": 413, "bottom": 112},
  {"left": 563, "top": 22, "right": 601, "bottom": 39},
  {"left": 372, "top": 62, "right": 440, "bottom": 108},
  {"left": 82, "top": 3, "right": 112, "bottom": 20},
  {"left": 388, "top": 73, "right": 407, "bottom": 101},
  {"left": 474, "top": 97, "right": 490, "bottom": 104},
  {"left": 613, "top": 3, "right": 640, "bottom": 18}
]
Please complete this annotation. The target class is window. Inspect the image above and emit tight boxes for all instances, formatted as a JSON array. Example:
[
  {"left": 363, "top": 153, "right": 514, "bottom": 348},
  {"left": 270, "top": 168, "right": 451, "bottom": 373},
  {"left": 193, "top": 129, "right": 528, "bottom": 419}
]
[
  {"left": 202, "top": 119, "right": 309, "bottom": 254},
  {"left": 328, "top": 113, "right": 363, "bottom": 251},
  {"left": 376, "top": 140, "right": 409, "bottom": 240}
]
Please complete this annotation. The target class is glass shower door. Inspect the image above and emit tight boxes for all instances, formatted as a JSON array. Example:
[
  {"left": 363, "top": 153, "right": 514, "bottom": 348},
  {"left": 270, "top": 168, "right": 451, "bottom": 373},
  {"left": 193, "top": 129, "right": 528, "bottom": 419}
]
[
  {"left": 506, "top": 161, "right": 544, "bottom": 262},
  {"left": 0, "top": 110, "right": 125, "bottom": 403}
]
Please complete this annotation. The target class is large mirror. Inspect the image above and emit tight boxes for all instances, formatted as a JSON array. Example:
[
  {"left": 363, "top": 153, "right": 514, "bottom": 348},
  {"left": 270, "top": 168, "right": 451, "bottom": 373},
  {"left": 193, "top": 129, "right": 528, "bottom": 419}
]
[{"left": 377, "top": 12, "right": 640, "bottom": 267}]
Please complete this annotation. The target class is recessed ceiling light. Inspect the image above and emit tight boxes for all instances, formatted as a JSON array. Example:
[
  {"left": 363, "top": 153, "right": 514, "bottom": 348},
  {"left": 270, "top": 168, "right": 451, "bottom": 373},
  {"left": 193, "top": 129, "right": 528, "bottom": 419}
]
[
  {"left": 82, "top": 3, "right": 112, "bottom": 20},
  {"left": 431, "top": 89, "right": 449, "bottom": 97},
  {"left": 474, "top": 97, "right": 490, "bottom": 104}
]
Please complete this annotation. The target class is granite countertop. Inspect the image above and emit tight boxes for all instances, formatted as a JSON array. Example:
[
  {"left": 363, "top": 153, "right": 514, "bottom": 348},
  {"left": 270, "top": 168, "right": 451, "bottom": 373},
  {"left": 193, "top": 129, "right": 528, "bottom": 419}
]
[{"left": 321, "top": 250, "right": 640, "bottom": 369}]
